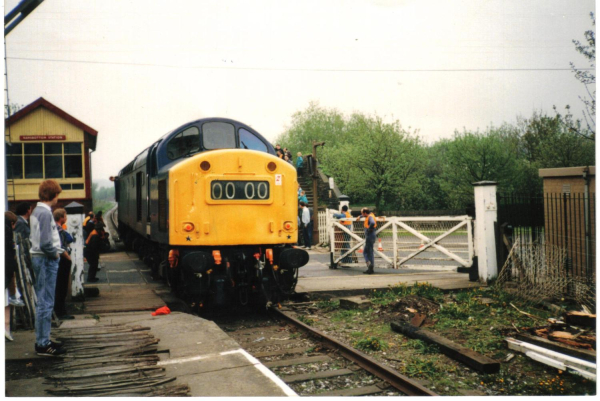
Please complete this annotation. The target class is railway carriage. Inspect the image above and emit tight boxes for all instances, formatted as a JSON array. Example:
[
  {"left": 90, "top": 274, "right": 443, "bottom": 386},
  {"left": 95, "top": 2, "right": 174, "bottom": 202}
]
[{"left": 114, "top": 118, "right": 308, "bottom": 308}]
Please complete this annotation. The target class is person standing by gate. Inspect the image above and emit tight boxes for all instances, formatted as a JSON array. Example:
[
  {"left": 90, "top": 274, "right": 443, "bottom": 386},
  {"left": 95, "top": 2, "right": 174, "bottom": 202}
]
[
  {"left": 30, "top": 179, "right": 66, "bottom": 356},
  {"left": 300, "top": 201, "right": 312, "bottom": 250},
  {"left": 333, "top": 205, "right": 353, "bottom": 264},
  {"left": 358, "top": 208, "right": 377, "bottom": 274}
]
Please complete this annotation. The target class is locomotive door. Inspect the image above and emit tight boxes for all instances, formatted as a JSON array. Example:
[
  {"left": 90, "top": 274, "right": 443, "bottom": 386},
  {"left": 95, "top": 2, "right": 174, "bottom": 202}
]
[{"left": 146, "top": 144, "right": 158, "bottom": 236}]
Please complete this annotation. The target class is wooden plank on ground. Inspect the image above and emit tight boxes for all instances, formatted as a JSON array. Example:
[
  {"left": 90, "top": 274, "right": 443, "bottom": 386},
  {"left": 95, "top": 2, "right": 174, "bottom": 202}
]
[
  {"left": 516, "top": 333, "right": 596, "bottom": 363},
  {"left": 314, "top": 385, "right": 384, "bottom": 397},
  {"left": 253, "top": 347, "right": 312, "bottom": 358},
  {"left": 263, "top": 355, "right": 331, "bottom": 368},
  {"left": 391, "top": 321, "right": 500, "bottom": 374},
  {"left": 282, "top": 368, "right": 354, "bottom": 383},
  {"left": 565, "top": 311, "right": 596, "bottom": 328}
]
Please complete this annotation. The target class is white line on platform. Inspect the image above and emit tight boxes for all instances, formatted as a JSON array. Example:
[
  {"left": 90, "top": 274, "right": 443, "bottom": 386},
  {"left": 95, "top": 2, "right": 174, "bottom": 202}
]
[
  {"left": 225, "top": 349, "right": 298, "bottom": 397},
  {"left": 157, "top": 348, "right": 297, "bottom": 396}
]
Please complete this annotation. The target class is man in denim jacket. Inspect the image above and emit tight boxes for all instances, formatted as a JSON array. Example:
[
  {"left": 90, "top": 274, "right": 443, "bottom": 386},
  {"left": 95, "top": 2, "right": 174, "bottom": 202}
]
[{"left": 29, "top": 180, "right": 66, "bottom": 356}]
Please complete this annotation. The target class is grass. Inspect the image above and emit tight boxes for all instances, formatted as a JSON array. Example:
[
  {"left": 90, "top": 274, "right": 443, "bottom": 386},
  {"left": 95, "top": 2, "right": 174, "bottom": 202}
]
[{"left": 310, "top": 283, "right": 597, "bottom": 396}]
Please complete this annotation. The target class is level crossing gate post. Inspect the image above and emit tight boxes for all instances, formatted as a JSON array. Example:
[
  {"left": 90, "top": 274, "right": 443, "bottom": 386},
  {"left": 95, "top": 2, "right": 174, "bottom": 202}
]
[
  {"left": 64, "top": 201, "right": 85, "bottom": 300},
  {"left": 473, "top": 181, "right": 498, "bottom": 282}
]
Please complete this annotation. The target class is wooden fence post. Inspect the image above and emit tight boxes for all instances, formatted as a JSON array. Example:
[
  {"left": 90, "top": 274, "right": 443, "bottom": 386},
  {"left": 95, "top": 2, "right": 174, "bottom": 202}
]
[{"left": 473, "top": 181, "right": 498, "bottom": 282}]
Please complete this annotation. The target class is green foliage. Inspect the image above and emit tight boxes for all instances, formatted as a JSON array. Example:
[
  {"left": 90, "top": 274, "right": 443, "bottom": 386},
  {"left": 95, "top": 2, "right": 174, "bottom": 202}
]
[
  {"left": 371, "top": 282, "right": 445, "bottom": 304},
  {"left": 92, "top": 182, "right": 116, "bottom": 214},
  {"left": 297, "top": 315, "right": 315, "bottom": 326},
  {"left": 353, "top": 336, "right": 388, "bottom": 352},
  {"left": 405, "top": 339, "right": 440, "bottom": 354},
  {"left": 315, "top": 300, "right": 339, "bottom": 311},
  {"left": 279, "top": 100, "right": 595, "bottom": 211}
]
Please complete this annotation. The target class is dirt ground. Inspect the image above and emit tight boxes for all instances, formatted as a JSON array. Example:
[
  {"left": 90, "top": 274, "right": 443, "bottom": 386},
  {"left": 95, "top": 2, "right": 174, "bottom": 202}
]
[{"left": 292, "top": 284, "right": 596, "bottom": 396}]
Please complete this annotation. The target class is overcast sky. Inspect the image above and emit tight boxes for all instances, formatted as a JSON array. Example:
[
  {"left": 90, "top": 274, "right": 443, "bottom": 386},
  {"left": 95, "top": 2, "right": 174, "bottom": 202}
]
[{"left": 3, "top": 0, "right": 596, "bottom": 183}]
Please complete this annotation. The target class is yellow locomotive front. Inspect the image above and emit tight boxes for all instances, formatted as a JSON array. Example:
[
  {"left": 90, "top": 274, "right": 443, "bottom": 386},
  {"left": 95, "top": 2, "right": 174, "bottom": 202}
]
[
  {"left": 166, "top": 149, "right": 309, "bottom": 308},
  {"left": 169, "top": 149, "right": 298, "bottom": 246}
]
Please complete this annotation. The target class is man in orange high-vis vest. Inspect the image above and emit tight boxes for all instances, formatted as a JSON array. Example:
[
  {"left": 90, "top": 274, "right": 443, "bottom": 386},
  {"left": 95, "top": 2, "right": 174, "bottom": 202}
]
[
  {"left": 358, "top": 208, "right": 377, "bottom": 274},
  {"left": 333, "top": 205, "right": 353, "bottom": 264}
]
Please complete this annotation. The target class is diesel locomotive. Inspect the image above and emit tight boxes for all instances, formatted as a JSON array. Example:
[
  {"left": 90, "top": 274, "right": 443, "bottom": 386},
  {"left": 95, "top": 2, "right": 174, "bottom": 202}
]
[{"left": 113, "top": 118, "right": 309, "bottom": 308}]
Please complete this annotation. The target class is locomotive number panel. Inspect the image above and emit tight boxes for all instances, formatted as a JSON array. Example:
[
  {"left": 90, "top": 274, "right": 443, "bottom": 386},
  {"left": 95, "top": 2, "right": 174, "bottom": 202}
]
[{"left": 210, "top": 180, "right": 270, "bottom": 201}]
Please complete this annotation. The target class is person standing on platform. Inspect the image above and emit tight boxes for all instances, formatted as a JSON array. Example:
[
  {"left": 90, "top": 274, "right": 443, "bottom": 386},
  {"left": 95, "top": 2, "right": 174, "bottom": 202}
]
[
  {"left": 14, "top": 202, "right": 32, "bottom": 238},
  {"left": 53, "top": 208, "right": 73, "bottom": 320},
  {"left": 300, "top": 201, "right": 312, "bottom": 250},
  {"left": 358, "top": 208, "right": 377, "bottom": 275},
  {"left": 296, "top": 152, "right": 304, "bottom": 173},
  {"left": 30, "top": 179, "right": 66, "bottom": 356},
  {"left": 333, "top": 205, "right": 353, "bottom": 264},
  {"left": 85, "top": 223, "right": 102, "bottom": 283}
]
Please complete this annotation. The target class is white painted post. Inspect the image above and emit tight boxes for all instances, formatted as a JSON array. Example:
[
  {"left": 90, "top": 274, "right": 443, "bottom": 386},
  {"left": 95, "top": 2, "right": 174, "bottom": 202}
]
[
  {"left": 64, "top": 202, "right": 85, "bottom": 299},
  {"left": 473, "top": 181, "right": 498, "bottom": 282}
]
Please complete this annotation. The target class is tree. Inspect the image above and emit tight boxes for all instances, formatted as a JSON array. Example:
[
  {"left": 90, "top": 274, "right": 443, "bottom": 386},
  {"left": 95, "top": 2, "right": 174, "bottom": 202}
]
[
  {"left": 437, "top": 126, "right": 521, "bottom": 209},
  {"left": 570, "top": 12, "right": 595, "bottom": 140},
  {"left": 321, "top": 113, "right": 425, "bottom": 212},
  {"left": 275, "top": 101, "right": 345, "bottom": 157},
  {"left": 4, "top": 102, "right": 23, "bottom": 118}
]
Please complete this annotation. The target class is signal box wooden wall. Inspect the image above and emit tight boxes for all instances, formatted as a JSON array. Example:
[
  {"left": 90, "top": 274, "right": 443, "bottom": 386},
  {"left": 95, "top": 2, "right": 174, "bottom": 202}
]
[{"left": 5, "top": 97, "right": 98, "bottom": 213}]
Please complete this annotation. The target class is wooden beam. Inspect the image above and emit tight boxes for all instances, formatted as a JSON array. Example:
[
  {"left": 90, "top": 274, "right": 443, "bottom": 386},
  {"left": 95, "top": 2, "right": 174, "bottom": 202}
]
[
  {"left": 282, "top": 368, "right": 354, "bottom": 383},
  {"left": 391, "top": 321, "right": 500, "bottom": 373},
  {"left": 516, "top": 333, "right": 596, "bottom": 363}
]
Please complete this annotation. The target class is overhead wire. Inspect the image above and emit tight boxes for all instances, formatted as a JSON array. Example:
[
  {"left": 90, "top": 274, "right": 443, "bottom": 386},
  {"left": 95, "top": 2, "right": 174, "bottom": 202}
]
[{"left": 6, "top": 56, "right": 593, "bottom": 72}]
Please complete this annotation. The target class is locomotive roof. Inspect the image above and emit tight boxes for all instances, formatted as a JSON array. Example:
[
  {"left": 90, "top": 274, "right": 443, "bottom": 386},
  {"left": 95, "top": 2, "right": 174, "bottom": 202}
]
[{"left": 118, "top": 117, "right": 275, "bottom": 177}]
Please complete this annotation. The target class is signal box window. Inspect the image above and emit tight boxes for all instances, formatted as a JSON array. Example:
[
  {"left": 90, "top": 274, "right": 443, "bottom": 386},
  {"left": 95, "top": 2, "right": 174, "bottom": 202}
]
[
  {"left": 44, "top": 143, "right": 63, "bottom": 179},
  {"left": 167, "top": 126, "right": 200, "bottom": 160},
  {"left": 6, "top": 143, "right": 23, "bottom": 179},
  {"left": 24, "top": 143, "right": 43, "bottom": 179},
  {"left": 64, "top": 143, "right": 83, "bottom": 178},
  {"left": 239, "top": 128, "right": 268, "bottom": 152},
  {"left": 203, "top": 122, "right": 236, "bottom": 150}
]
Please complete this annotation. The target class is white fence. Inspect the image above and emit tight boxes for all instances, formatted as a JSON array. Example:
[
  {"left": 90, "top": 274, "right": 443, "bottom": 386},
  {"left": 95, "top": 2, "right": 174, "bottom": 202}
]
[{"left": 324, "top": 210, "right": 474, "bottom": 270}]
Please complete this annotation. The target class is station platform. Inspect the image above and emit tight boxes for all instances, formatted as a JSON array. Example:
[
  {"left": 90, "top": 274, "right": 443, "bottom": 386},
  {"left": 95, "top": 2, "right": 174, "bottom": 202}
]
[
  {"left": 4, "top": 250, "right": 295, "bottom": 397},
  {"left": 297, "top": 247, "right": 482, "bottom": 295},
  {"left": 5, "top": 244, "right": 480, "bottom": 396}
]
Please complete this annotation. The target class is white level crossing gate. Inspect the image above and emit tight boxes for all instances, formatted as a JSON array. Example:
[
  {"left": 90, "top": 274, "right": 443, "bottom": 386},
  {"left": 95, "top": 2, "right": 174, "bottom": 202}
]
[{"left": 328, "top": 214, "right": 473, "bottom": 271}]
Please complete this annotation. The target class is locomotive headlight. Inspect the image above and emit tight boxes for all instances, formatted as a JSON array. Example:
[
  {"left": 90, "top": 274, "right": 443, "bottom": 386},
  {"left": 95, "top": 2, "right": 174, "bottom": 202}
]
[
  {"left": 267, "top": 161, "right": 277, "bottom": 172},
  {"left": 183, "top": 223, "right": 195, "bottom": 232},
  {"left": 200, "top": 161, "right": 211, "bottom": 172},
  {"left": 283, "top": 221, "right": 293, "bottom": 231}
]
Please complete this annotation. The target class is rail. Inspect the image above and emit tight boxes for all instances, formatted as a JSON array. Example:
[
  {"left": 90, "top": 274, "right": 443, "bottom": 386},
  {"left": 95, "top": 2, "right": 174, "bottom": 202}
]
[{"left": 269, "top": 307, "right": 438, "bottom": 396}]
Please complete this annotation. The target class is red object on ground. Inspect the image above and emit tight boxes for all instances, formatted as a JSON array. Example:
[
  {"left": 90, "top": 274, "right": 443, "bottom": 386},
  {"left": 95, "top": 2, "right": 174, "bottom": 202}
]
[{"left": 151, "top": 306, "right": 171, "bottom": 316}]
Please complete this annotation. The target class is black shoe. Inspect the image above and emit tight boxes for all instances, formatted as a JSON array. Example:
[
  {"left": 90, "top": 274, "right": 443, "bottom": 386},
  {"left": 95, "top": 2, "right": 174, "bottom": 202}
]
[
  {"left": 87, "top": 277, "right": 99, "bottom": 283},
  {"left": 35, "top": 342, "right": 66, "bottom": 357}
]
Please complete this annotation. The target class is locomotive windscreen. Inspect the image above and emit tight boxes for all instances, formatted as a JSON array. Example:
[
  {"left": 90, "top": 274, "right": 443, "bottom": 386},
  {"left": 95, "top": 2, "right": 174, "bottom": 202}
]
[{"left": 210, "top": 180, "right": 270, "bottom": 200}]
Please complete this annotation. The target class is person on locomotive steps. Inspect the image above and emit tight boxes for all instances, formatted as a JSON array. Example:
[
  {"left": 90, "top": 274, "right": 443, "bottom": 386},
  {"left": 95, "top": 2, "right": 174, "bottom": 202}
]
[
  {"left": 30, "top": 179, "right": 66, "bottom": 356},
  {"left": 358, "top": 208, "right": 377, "bottom": 275},
  {"left": 333, "top": 205, "right": 353, "bottom": 264},
  {"left": 53, "top": 208, "right": 74, "bottom": 320}
]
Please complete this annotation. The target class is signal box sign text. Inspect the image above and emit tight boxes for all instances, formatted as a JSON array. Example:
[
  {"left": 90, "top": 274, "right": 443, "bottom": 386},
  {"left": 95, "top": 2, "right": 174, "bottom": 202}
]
[{"left": 20, "top": 135, "right": 66, "bottom": 141}]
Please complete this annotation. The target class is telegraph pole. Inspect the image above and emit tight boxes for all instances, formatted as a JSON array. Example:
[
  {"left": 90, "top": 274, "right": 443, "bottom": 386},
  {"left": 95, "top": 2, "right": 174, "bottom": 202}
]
[{"left": 311, "top": 141, "right": 325, "bottom": 246}]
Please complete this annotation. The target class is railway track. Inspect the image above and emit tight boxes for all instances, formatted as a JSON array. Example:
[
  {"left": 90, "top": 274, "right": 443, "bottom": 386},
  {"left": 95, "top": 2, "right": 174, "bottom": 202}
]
[{"left": 216, "top": 306, "right": 437, "bottom": 397}]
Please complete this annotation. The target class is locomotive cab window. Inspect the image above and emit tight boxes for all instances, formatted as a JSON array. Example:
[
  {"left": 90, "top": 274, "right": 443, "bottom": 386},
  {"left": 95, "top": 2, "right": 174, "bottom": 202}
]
[
  {"left": 166, "top": 126, "right": 200, "bottom": 160},
  {"left": 239, "top": 128, "right": 268, "bottom": 152},
  {"left": 202, "top": 122, "right": 236, "bottom": 150}
]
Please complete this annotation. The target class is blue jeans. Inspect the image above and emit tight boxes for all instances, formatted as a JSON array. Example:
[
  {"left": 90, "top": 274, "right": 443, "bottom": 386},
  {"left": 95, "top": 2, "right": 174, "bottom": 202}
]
[
  {"left": 364, "top": 232, "right": 376, "bottom": 266},
  {"left": 32, "top": 256, "right": 59, "bottom": 347}
]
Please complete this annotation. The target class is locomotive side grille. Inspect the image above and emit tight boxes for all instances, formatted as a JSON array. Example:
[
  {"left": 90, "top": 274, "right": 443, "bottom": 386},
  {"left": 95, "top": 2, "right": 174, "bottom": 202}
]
[{"left": 158, "top": 179, "right": 167, "bottom": 232}]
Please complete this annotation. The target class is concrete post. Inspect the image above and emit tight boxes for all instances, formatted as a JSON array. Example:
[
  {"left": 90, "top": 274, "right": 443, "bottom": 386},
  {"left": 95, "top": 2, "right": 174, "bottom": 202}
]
[
  {"left": 473, "top": 181, "right": 498, "bottom": 282},
  {"left": 64, "top": 201, "right": 85, "bottom": 300}
]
